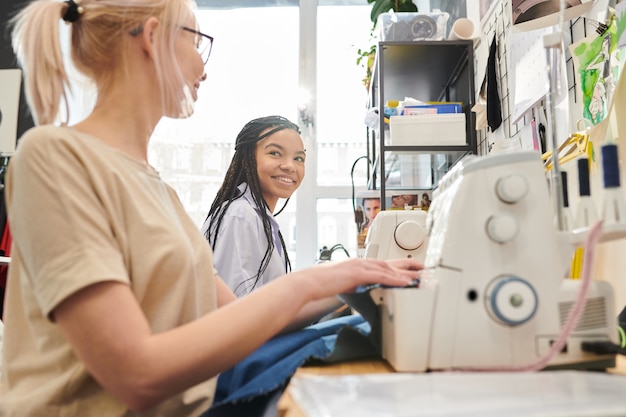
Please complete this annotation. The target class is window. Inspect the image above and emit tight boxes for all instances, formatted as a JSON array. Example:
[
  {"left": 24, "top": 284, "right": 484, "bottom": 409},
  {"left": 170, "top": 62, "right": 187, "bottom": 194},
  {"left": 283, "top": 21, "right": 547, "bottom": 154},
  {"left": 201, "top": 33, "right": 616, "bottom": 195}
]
[
  {"left": 59, "top": 2, "right": 468, "bottom": 268},
  {"left": 150, "top": 5, "right": 300, "bottom": 231},
  {"left": 150, "top": 2, "right": 375, "bottom": 268}
]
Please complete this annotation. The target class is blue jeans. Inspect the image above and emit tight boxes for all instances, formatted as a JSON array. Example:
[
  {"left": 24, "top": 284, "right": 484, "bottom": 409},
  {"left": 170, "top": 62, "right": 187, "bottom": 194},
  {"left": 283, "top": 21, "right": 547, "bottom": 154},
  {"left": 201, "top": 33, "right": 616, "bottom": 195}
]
[{"left": 202, "top": 314, "right": 376, "bottom": 417}]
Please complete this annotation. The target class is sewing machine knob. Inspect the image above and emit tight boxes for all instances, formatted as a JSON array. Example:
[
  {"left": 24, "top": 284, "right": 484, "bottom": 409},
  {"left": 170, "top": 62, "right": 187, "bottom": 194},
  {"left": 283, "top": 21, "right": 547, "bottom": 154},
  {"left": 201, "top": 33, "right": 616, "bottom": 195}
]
[
  {"left": 486, "top": 214, "right": 518, "bottom": 243},
  {"left": 394, "top": 220, "right": 426, "bottom": 251},
  {"left": 496, "top": 174, "right": 528, "bottom": 204},
  {"left": 486, "top": 276, "right": 538, "bottom": 326}
]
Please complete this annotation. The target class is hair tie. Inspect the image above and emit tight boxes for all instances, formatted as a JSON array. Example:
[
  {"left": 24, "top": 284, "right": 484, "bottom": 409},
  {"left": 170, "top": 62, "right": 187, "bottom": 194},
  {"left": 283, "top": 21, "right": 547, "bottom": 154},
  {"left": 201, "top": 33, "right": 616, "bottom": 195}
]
[{"left": 62, "top": 0, "right": 84, "bottom": 23}]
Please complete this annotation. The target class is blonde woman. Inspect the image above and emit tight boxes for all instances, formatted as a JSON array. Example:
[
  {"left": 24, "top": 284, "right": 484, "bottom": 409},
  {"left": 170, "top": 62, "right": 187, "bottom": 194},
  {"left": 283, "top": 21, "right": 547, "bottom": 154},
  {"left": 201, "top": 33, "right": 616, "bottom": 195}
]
[{"left": 1, "top": 0, "right": 422, "bottom": 415}]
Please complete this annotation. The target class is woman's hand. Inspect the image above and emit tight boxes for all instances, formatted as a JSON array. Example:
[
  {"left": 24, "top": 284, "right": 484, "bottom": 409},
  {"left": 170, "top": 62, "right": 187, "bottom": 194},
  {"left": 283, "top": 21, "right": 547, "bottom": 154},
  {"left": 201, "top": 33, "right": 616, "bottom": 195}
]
[
  {"left": 384, "top": 257, "right": 424, "bottom": 271},
  {"left": 294, "top": 257, "right": 423, "bottom": 302}
]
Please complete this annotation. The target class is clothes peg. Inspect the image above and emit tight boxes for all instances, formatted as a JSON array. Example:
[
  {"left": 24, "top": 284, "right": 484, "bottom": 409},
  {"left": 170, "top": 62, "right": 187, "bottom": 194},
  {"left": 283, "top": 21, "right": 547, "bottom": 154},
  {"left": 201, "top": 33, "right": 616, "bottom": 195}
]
[{"left": 596, "top": 21, "right": 609, "bottom": 36}]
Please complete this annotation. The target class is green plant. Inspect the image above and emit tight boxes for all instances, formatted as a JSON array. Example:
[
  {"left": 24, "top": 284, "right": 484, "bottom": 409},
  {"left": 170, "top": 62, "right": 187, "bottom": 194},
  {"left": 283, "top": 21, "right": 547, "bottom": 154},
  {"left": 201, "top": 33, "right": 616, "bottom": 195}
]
[
  {"left": 356, "top": 34, "right": 377, "bottom": 89},
  {"left": 368, "top": 0, "right": 418, "bottom": 26}
]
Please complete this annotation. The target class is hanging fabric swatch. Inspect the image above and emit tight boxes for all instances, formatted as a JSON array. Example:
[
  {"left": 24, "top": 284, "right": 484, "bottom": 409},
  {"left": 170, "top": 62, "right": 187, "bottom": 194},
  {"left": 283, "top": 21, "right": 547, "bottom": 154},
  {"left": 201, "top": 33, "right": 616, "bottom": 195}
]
[{"left": 487, "top": 34, "right": 503, "bottom": 131}]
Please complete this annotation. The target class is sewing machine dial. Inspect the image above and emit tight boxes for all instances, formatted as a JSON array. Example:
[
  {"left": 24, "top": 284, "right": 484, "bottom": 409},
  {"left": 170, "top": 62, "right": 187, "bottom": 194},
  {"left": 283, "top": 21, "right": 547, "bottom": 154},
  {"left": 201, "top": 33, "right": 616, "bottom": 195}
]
[
  {"left": 486, "top": 276, "right": 538, "bottom": 326},
  {"left": 486, "top": 213, "right": 519, "bottom": 243},
  {"left": 394, "top": 220, "right": 426, "bottom": 251},
  {"left": 496, "top": 174, "right": 528, "bottom": 204}
]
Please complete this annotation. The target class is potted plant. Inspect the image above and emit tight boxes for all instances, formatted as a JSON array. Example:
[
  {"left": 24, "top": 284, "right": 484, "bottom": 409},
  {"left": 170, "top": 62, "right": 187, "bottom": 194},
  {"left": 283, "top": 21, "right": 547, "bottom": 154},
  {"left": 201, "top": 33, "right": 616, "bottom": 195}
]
[
  {"left": 357, "top": 0, "right": 418, "bottom": 90},
  {"left": 369, "top": 0, "right": 418, "bottom": 24}
]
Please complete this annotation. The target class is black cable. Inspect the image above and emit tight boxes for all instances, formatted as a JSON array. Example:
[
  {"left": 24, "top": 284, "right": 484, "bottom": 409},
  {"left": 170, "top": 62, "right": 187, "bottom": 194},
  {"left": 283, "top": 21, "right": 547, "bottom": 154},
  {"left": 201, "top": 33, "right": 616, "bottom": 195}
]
[
  {"left": 317, "top": 244, "right": 351, "bottom": 262},
  {"left": 581, "top": 340, "right": 626, "bottom": 356},
  {"left": 329, "top": 243, "right": 350, "bottom": 258},
  {"left": 318, "top": 246, "right": 332, "bottom": 261},
  {"left": 618, "top": 305, "right": 626, "bottom": 329}
]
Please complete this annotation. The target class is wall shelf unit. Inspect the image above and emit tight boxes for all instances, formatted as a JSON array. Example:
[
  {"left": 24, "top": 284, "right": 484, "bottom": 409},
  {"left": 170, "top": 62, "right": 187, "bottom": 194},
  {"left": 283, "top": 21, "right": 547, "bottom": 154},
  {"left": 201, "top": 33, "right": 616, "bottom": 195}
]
[{"left": 368, "top": 39, "right": 477, "bottom": 209}]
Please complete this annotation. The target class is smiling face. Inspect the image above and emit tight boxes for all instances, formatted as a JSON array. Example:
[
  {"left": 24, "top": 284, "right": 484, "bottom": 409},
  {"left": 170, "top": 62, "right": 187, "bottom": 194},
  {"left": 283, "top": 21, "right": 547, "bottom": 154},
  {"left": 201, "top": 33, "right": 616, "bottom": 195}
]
[{"left": 255, "top": 127, "right": 306, "bottom": 212}]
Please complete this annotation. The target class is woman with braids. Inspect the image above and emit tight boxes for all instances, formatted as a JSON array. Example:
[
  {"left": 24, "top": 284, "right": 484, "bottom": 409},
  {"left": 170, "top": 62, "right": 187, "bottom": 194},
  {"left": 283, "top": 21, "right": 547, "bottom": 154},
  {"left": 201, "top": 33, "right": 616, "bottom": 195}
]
[
  {"left": 1, "top": 0, "right": 422, "bottom": 415},
  {"left": 203, "top": 116, "right": 303, "bottom": 296}
]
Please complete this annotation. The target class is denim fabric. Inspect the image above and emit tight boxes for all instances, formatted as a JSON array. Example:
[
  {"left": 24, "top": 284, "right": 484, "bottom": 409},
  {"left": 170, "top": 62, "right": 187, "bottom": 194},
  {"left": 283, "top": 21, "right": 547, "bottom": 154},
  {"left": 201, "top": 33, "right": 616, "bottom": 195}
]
[{"left": 202, "top": 314, "right": 376, "bottom": 417}]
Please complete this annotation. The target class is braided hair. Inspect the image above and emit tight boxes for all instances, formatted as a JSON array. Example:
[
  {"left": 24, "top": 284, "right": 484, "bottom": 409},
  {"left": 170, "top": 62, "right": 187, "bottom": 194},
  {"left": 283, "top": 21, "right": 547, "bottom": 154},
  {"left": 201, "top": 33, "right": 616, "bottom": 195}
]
[{"left": 205, "top": 115, "right": 301, "bottom": 295}]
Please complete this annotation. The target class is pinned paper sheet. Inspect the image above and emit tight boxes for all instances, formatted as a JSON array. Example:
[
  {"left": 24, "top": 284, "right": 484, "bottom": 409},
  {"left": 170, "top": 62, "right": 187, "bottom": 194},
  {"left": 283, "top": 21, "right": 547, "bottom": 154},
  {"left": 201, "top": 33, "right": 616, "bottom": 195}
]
[
  {"left": 510, "top": 27, "right": 552, "bottom": 124},
  {"left": 510, "top": 26, "right": 569, "bottom": 130}
]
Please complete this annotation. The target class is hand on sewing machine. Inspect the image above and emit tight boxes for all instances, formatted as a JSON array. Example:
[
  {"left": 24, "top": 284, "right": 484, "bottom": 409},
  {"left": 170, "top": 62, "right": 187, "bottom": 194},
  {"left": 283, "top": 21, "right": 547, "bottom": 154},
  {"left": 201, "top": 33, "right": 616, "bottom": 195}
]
[
  {"left": 353, "top": 260, "right": 423, "bottom": 293},
  {"left": 309, "top": 257, "right": 422, "bottom": 294},
  {"left": 385, "top": 257, "right": 423, "bottom": 269}
]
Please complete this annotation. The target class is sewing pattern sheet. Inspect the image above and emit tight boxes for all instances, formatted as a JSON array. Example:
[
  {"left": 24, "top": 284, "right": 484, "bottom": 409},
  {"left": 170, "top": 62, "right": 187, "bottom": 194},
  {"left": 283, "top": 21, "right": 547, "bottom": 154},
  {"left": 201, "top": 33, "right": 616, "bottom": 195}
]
[
  {"left": 568, "top": 17, "right": 626, "bottom": 125},
  {"left": 510, "top": 27, "right": 552, "bottom": 124}
]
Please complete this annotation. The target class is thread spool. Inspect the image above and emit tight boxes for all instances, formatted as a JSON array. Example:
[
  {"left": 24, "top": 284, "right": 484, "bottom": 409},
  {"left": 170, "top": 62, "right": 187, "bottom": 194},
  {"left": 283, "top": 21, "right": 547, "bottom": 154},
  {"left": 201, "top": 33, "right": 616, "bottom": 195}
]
[
  {"left": 575, "top": 158, "right": 598, "bottom": 228},
  {"left": 561, "top": 171, "right": 569, "bottom": 208},
  {"left": 561, "top": 171, "right": 571, "bottom": 231},
  {"left": 601, "top": 143, "right": 626, "bottom": 224},
  {"left": 596, "top": 144, "right": 626, "bottom": 318},
  {"left": 602, "top": 143, "right": 620, "bottom": 188},
  {"left": 578, "top": 158, "right": 591, "bottom": 197}
]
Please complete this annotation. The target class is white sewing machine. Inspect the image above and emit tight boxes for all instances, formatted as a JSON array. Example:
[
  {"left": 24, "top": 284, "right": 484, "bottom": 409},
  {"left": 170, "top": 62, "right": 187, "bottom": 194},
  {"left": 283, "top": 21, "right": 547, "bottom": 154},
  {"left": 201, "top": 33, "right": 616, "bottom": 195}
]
[
  {"left": 364, "top": 209, "right": 428, "bottom": 262},
  {"left": 367, "top": 151, "right": 619, "bottom": 372}
]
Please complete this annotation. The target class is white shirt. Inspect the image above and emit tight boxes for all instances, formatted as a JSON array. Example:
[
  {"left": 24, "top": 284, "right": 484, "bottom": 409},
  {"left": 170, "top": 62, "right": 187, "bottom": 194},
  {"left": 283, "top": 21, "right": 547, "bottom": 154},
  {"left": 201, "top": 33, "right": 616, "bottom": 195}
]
[{"left": 203, "top": 183, "right": 286, "bottom": 296}]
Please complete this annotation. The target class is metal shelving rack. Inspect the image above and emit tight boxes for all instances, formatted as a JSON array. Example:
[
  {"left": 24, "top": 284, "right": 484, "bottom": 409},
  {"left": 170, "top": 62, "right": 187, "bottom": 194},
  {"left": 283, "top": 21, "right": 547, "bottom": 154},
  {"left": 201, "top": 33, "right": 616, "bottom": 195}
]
[{"left": 368, "top": 39, "right": 477, "bottom": 209}]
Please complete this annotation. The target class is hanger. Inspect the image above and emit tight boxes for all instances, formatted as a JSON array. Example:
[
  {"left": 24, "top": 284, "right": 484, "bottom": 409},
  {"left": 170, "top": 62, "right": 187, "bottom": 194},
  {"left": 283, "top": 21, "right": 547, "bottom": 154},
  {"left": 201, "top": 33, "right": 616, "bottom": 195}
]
[{"left": 542, "top": 119, "right": 591, "bottom": 171}]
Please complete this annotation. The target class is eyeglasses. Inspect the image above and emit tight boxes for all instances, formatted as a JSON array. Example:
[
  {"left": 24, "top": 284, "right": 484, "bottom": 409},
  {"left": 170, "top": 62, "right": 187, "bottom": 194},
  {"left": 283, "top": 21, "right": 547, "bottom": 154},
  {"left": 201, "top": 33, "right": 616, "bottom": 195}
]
[{"left": 181, "top": 26, "right": 214, "bottom": 65}]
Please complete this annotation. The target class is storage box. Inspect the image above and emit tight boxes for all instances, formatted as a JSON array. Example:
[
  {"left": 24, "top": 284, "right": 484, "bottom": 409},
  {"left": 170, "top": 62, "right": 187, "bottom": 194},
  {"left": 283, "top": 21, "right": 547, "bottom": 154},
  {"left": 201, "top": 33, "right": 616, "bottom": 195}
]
[
  {"left": 378, "top": 11, "right": 449, "bottom": 41},
  {"left": 389, "top": 114, "right": 466, "bottom": 146},
  {"left": 403, "top": 103, "right": 462, "bottom": 115}
]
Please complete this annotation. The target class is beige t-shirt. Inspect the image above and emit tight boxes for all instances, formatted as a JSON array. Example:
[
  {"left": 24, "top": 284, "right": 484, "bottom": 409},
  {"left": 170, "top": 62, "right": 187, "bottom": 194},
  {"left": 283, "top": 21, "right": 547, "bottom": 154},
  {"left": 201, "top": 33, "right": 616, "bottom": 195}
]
[{"left": 0, "top": 126, "right": 218, "bottom": 417}]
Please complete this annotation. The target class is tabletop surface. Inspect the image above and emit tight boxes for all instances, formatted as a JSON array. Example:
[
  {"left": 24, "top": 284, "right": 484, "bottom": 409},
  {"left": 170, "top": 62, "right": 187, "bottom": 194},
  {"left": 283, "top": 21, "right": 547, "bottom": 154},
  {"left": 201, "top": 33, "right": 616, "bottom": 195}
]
[{"left": 278, "top": 356, "right": 626, "bottom": 417}]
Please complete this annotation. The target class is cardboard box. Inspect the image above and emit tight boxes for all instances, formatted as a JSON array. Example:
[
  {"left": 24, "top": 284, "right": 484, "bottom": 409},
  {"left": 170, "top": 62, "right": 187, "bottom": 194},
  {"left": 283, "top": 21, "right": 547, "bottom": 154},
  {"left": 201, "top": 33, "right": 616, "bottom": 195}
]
[{"left": 389, "top": 114, "right": 466, "bottom": 146}]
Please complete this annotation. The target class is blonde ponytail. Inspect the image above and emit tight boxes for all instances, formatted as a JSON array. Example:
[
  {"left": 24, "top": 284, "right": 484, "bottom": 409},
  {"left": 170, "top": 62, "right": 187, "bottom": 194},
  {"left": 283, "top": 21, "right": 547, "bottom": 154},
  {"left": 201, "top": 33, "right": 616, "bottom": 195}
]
[
  {"left": 11, "top": 0, "right": 198, "bottom": 127},
  {"left": 11, "top": 1, "right": 70, "bottom": 126}
]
